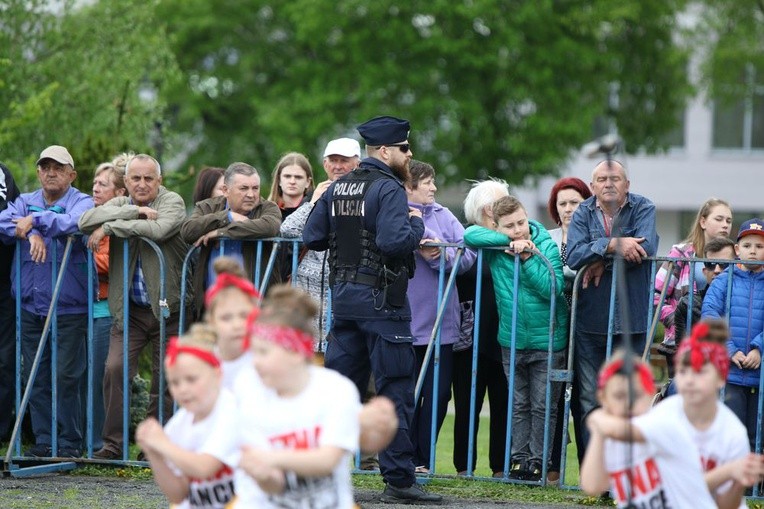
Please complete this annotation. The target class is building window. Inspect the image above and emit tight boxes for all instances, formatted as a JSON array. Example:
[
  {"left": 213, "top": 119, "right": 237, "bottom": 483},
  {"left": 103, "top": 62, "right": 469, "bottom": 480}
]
[
  {"left": 712, "top": 65, "right": 764, "bottom": 151},
  {"left": 661, "top": 109, "right": 685, "bottom": 149}
]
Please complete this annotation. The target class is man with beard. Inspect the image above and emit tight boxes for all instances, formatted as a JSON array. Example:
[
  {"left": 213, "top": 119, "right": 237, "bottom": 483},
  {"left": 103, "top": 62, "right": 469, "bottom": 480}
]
[{"left": 304, "top": 116, "right": 440, "bottom": 504}]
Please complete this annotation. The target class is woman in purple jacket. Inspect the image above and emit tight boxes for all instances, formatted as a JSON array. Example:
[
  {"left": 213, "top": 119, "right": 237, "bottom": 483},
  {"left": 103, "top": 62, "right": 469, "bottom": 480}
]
[{"left": 405, "top": 160, "right": 476, "bottom": 473}]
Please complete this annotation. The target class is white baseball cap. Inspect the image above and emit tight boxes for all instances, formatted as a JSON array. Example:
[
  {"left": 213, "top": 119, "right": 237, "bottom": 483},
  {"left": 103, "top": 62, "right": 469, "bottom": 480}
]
[{"left": 323, "top": 138, "right": 361, "bottom": 159}]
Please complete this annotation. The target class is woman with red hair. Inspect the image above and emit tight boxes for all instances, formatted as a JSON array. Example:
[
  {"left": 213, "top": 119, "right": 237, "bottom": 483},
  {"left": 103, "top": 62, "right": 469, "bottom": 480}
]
[{"left": 545, "top": 177, "right": 591, "bottom": 485}]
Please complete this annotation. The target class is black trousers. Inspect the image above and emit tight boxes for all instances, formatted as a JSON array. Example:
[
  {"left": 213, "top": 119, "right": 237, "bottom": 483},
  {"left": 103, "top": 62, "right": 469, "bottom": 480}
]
[{"left": 451, "top": 348, "right": 508, "bottom": 473}]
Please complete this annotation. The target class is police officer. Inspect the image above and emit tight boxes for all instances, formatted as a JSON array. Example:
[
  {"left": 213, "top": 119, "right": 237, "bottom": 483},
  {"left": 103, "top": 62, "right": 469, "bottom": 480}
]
[{"left": 304, "top": 116, "right": 441, "bottom": 504}]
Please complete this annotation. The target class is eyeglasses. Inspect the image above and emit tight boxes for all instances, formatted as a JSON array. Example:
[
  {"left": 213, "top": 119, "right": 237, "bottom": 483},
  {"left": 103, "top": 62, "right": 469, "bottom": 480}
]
[
  {"left": 387, "top": 143, "right": 410, "bottom": 153},
  {"left": 703, "top": 261, "right": 731, "bottom": 271}
]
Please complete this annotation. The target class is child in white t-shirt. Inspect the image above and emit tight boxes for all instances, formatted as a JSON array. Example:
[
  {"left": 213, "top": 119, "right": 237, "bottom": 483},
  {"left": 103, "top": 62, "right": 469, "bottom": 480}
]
[
  {"left": 234, "top": 285, "right": 362, "bottom": 509},
  {"left": 135, "top": 324, "right": 241, "bottom": 509},
  {"left": 203, "top": 257, "right": 261, "bottom": 390},
  {"left": 581, "top": 350, "right": 701, "bottom": 508},
  {"left": 588, "top": 320, "right": 764, "bottom": 509},
  {"left": 204, "top": 257, "right": 398, "bottom": 459}
]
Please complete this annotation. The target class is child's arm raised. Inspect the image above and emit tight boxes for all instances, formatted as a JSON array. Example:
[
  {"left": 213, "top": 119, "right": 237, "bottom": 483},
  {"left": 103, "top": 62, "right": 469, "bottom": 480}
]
[
  {"left": 141, "top": 447, "right": 190, "bottom": 504},
  {"left": 237, "top": 445, "right": 287, "bottom": 494},
  {"left": 240, "top": 445, "right": 347, "bottom": 478},
  {"left": 136, "top": 419, "right": 189, "bottom": 504},
  {"left": 136, "top": 417, "right": 225, "bottom": 480},
  {"left": 586, "top": 409, "right": 647, "bottom": 443},
  {"left": 705, "top": 453, "right": 764, "bottom": 509},
  {"left": 579, "top": 427, "right": 610, "bottom": 495},
  {"left": 463, "top": 224, "right": 508, "bottom": 248}
]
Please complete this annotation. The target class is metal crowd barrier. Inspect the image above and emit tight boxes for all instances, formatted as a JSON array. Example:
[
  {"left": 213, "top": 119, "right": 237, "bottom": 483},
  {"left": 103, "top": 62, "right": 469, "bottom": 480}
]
[
  {"left": 5, "top": 233, "right": 762, "bottom": 503},
  {"left": 419, "top": 244, "right": 566, "bottom": 487}
]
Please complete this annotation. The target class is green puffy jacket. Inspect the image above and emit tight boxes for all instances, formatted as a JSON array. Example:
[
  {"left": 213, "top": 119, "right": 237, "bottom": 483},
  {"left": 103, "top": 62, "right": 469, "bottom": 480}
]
[{"left": 464, "top": 220, "right": 568, "bottom": 352}]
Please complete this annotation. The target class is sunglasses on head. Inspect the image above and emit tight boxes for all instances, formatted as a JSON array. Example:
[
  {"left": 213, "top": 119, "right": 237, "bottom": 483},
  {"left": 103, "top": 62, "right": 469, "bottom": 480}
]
[
  {"left": 387, "top": 143, "right": 410, "bottom": 153},
  {"left": 703, "top": 261, "right": 731, "bottom": 271}
]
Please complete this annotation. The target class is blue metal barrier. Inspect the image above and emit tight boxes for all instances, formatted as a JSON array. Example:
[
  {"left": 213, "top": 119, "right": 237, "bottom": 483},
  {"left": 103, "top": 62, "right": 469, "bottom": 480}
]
[
  {"left": 178, "top": 237, "right": 284, "bottom": 334},
  {"left": 6, "top": 232, "right": 762, "bottom": 504},
  {"left": 5, "top": 237, "right": 77, "bottom": 475}
]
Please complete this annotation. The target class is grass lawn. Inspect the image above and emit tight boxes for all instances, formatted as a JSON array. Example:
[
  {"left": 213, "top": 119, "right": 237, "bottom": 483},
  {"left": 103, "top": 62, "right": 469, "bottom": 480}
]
[{"left": 429, "top": 408, "right": 580, "bottom": 486}]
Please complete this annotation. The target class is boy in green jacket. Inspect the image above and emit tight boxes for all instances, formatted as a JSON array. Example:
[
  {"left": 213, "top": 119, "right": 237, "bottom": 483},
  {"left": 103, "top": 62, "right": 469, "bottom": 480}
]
[{"left": 464, "top": 195, "right": 568, "bottom": 482}]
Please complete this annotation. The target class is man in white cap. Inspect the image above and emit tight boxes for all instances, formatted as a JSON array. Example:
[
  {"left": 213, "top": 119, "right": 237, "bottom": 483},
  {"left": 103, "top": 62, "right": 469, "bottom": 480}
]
[
  {"left": 321, "top": 137, "right": 361, "bottom": 183},
  {"left": 0, "top": 145, "right": 94, "bottom": 458},
  {"left": 280, "top": 137, "right": 361, "bottom": 355}
]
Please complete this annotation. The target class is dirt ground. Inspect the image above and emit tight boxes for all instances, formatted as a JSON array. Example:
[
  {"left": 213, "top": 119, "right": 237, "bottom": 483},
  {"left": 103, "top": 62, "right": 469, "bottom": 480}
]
[{"left": 0, "top": 474, "right": 586, "bottom": 509}]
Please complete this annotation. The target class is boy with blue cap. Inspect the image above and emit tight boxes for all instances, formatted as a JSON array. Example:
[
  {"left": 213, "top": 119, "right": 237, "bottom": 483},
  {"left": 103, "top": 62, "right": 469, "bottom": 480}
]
[{"left": 702, "top": 218, "right": 764, "bottom": 454}]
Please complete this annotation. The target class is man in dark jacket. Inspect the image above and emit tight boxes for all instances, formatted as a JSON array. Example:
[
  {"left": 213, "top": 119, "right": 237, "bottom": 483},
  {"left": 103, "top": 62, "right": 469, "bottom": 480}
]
[
  {"left": 304, "top": 116, "right": 441, "bottom": 504},
  {"left": 0, "top": 161, "right": 20, "bottom": 441},
  {"left": 180, "top": 161, "right": 281, "bottom": 317}
]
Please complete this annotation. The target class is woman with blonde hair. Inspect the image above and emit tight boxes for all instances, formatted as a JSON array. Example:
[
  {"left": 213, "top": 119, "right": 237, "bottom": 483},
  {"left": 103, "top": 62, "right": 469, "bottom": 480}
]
[{"left": 655, "top": 198, "right": 732, "bottom": 361}]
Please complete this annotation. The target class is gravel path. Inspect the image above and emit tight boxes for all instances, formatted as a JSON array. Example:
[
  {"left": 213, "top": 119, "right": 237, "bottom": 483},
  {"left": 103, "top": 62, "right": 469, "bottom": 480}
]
[{"left": 0, "top": 474, "right": 589, "bottom": 509}]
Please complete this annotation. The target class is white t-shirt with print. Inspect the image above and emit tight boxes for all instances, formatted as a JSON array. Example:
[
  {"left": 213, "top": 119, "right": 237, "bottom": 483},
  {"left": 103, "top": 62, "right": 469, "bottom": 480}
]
[
  {"left": 635, "top": 395, "right": 749, "bottom": 509},
  {"left": 604, "top": 439, "right": 670, "bottom": 508},
  {"left": 232, "top": 365, "right": 361, "bottom": 509},
  {"left": 163, "top": 388, "right": 240, "bottom": 509}
]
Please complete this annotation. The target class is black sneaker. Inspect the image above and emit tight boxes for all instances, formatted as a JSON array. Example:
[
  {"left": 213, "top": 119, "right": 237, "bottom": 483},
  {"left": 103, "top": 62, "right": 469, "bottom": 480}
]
[
  {"left": 509, "top": 460, "right": 527, "bottom": 480},
  {"left": 525, "top": 461, "right": 542, "bottom": 482},
  {"left": 27, "top": 444, "right": 52, "bottom": 457},
  {"left": 56, "top": 447, "right": 81, "bottom": 458},
  {"left": 380, "top": 483, "right": 442, "bottom": 504}
]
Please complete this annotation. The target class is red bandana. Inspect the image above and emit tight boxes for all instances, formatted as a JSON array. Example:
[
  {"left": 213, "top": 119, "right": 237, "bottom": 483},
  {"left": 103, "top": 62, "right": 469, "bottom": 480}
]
[
  {"left": 242, "top": 308, "right": 262, "bottom": 350},
  {"left": 675, "top": 322, "right": 729, "bottom": 381},
  {"left": 597, "top": 358, "right": 655, "bottom": 395},
  {"left": 165, "top": 336, "right": 221, "bottom": 368},
  {"left": 204, "top": 273, "right": 261, "bottom": 308},
  {"left": 247, "top": 321, "right": 314, "bottom": 359}
]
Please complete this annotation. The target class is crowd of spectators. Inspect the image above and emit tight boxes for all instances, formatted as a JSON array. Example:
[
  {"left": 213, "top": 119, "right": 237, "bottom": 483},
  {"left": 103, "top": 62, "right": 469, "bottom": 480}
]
[{"left": 0, "top": 143, "right": 754, "bottom": 492}]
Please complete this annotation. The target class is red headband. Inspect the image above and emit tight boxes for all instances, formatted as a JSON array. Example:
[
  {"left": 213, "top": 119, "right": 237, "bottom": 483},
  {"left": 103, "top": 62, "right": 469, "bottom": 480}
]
[
  {"left": 248, "top": 322, "right": 314, "bottom": 360},
  {"left": 597, "top": 358, "right": 655, "bottom": 395},
  {"left": 165, "top": 336, "right": 221, "bottom": 368},
  {"left": 242, "top": 308, "right": 262, "bottom": 350},
  {"left": 204, "top": 273, "right": 261, "bottom": 308},
  {"left": 675, "top": 322, "right": 729, "bottom": 381}
]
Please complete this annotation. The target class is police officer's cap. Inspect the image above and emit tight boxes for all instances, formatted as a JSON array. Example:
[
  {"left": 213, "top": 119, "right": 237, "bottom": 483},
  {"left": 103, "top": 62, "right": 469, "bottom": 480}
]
[{"left": 357, "top": 116, "right": 410, "bottom": 146}]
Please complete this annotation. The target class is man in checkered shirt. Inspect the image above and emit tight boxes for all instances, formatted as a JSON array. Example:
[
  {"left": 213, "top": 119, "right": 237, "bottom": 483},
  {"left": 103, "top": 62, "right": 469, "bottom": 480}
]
[{"left": 79, "top": 154, "right": 190, "bottom": 460}]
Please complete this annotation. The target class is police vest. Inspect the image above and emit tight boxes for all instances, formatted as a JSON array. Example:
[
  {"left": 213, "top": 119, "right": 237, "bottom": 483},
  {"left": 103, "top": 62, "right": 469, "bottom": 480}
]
[{"left": 328, "top": 165, "right": 412, "bottom": 287}]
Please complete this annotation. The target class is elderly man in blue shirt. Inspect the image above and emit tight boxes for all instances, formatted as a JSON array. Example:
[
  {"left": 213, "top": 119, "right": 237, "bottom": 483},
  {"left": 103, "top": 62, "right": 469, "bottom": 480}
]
[
  {"left": 0, "top": 145, "right": 94, "bottom": 458},
  {"left": 567, "top": 159, "right": 658, "bottom": 461}
]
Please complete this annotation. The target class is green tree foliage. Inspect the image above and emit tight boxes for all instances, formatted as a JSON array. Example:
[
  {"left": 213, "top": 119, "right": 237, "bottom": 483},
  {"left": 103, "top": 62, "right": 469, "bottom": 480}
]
[
  {"left": 159, "top": 0, "right": 691, "bottom": 184},
  {"left": 0, "top": 0, "right": 180, "bottom": 191},
  {"left": 696, "top": 0, "right": 764, "bottom": 102}
]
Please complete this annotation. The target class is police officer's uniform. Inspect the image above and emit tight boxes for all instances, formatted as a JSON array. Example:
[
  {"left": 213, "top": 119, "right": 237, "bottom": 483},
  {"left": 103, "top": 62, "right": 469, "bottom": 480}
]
[{"left": 304, "top": 117, "right": 439, "bottom": 502}]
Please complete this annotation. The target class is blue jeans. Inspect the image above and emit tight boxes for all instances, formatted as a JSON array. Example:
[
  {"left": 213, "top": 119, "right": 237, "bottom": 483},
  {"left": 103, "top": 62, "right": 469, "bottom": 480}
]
[
  {"left": 725, "top": 383, "right": 759, "bottom": 452},
  {"left": 87, "top": 316, "right": 111, "bottom": 451},
  {"left": 21, "top": 311, "right": 86, "bottom": 451},
  {"left": 573, "top": 331, "right": 646, "bottom": 456},
  {"left": 502, "top": 348, "right": 565, "bottom": 466}
]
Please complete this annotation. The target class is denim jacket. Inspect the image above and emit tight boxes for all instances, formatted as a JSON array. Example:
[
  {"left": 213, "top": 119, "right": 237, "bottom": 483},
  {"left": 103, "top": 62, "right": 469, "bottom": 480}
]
[{"left": 567, "top": 192, "right": 658, "bottom": 334}]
